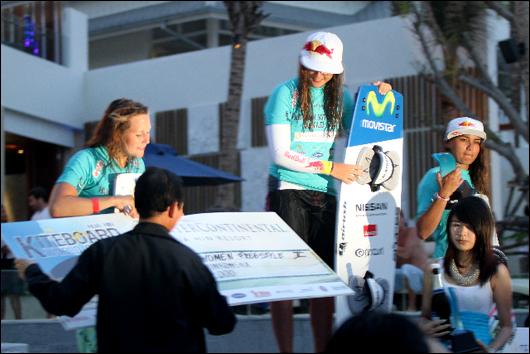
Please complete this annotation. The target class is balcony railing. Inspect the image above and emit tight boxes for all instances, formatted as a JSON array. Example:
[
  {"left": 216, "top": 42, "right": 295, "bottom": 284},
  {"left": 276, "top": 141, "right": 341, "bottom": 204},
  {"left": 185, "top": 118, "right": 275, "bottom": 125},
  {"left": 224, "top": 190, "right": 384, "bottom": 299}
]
[{"left": 1, "top": 1, "right": 62, "bottom": 64}]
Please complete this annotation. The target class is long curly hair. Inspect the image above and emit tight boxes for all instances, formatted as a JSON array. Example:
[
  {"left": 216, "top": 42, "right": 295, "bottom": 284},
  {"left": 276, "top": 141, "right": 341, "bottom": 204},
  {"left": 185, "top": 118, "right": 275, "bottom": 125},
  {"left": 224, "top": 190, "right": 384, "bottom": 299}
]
[
  {"left": 297, "top": 65, "right": 344, "bottom": 132},
  {"left": 86, "top": 98, "right": 148, "bottom": 163},
  {"left": 468, "top": 147, "right": 489, "bottom": 195}
]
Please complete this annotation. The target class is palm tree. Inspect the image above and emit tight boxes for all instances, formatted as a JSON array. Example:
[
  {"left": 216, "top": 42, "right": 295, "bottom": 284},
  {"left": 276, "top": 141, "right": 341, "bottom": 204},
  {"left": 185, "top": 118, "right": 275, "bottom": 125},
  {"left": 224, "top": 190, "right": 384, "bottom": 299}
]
[
  {"left": 396, "top": 1, "right": 528, "bottom": 193},
  {"left": 213, "top": 1, "right": 268, "bottom": 210},
  {"left": 395, "top": 0, "right": 528, "bottom": 248}
]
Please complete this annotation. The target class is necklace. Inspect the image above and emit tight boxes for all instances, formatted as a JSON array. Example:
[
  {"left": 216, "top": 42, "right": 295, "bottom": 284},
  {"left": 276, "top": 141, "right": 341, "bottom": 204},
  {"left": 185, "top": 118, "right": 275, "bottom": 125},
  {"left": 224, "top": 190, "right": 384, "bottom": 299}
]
[{"left": 449, "top": 259, "right": 480, "bottom": 286}]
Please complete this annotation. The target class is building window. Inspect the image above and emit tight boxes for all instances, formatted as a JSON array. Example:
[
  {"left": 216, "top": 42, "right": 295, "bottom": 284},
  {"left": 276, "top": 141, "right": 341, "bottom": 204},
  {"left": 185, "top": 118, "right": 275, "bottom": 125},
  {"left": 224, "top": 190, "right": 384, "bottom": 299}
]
[
  {"left": 156, "top": 108, "right": 188, "bottom": 155},
  {"left": 150, "top": 19, "right": 207, "bottom": 58},
  {"left": 1, "top": 1, "right": 62, "bottom": 64}
]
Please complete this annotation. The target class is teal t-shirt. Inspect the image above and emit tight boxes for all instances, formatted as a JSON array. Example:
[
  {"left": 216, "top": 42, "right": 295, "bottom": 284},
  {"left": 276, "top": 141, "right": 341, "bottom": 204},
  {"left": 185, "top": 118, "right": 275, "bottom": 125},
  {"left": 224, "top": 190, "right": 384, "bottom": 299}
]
[
  {"left": 264, "top": 78, "right": 354, "bottom": 193},
  {"left": 56, "top": 146, "right": 145, "bottom": 213},
  {"left": 56, "top": 146, "right": 145, "bottom": 352},
  {"left": 416, "top": 166, "right": 473, "bottom": 258}
]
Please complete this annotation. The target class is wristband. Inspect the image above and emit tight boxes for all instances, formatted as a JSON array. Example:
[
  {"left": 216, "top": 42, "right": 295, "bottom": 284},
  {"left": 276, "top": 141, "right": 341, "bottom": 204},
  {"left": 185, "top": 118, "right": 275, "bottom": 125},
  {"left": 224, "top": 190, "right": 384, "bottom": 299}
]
[
  {"left": 91, "top": 198, "right": 100, "bottom": 214},
  {"left": 435, "top": 193, "right": 450, "bottom": 202},
  {"left": 321, "top": 161, "right": 333, "bottom": 175}
]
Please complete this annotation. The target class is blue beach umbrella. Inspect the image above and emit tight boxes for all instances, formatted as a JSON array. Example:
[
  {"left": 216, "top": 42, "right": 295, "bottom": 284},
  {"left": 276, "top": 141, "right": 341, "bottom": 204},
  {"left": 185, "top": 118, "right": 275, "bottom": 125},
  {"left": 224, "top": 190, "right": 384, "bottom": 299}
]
[{"left": 143, "top": 143, "right": 243, "bottom": 186}]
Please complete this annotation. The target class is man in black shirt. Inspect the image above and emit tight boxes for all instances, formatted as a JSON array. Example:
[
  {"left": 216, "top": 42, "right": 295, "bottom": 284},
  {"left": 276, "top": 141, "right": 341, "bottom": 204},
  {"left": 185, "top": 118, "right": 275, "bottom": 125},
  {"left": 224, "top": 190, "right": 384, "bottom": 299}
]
[{"left": 16, "top": 167, "right": 236, "bottom": 352}]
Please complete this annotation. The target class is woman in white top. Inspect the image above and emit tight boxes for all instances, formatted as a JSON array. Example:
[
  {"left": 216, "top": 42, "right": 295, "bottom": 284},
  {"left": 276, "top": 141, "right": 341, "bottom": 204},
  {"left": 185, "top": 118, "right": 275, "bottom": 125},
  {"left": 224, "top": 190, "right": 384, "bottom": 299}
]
[{"left": 421, "top": 196, "right": 513, "bottom": 352}]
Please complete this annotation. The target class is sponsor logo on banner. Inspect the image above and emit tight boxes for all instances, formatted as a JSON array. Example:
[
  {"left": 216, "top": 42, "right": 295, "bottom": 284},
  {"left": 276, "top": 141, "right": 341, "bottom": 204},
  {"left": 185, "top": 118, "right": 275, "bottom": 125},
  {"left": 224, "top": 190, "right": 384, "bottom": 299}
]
[
  {"left": 338, "top": 242, "right": 347, "bottom": 256},
  {"left": 231, "top": 293, "right": 247, "bottom": 299},
  {"left": 363, "top": 224, "right": 377, "bottom": 237},
  {"left": 331, "top": 285, "right": 349, "bottom": 291},
  {"left": 364, "top": 90, "right": 396, "bottom": 117},
  {"left": 361, "top": 119, "right": 396, "bottom": 133},
  {"left": 354, "top": 248, "right": 384, "bottom": 257},
  {"left": 294, "top": 131, "right": 336, "bottom": 143},
  {"left": 251, "top": 290, "right": 272, "bottom": 298},
  {"left": 299, "top": 287, "right": 314, "bottom": 293},
  {"left": 355, "top": 203, "right": 388, "bottom": 212}
]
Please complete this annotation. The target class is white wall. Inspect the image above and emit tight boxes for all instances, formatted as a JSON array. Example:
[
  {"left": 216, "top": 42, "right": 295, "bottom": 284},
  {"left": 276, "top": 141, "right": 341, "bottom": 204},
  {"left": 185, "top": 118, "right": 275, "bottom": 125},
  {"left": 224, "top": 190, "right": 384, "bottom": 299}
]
[
  {"left": 188, "top": 104, "right": 220, "bottom": 155},
  {"left": 0, "top": 7, "right": 88, "bottom": 136},
  {"left": 241, "top": 147, "right": 270, "bottom": 211},
  {"left": 4, "top": 109, "right": 80, "bottom": 148},
  {"left": 84, "top": 45, "right": 231, "bottom": 122},
  {"left": 62, "top": 7, "right": 89, "bottom": 72},
  {"left": 0, "top": 45, "right": 85, "bottom": 130}
]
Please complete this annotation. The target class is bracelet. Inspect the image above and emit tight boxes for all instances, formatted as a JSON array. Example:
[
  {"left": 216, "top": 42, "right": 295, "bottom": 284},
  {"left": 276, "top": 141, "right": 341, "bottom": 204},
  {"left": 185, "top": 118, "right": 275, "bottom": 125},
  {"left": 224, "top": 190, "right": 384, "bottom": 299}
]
[
  {"left": 91, "top": 198, "right": 100, "bottom": 214},
  {"left": 435, "top": 193, "right": 450, "bottom": 202},
  {"left": 322, "top": 161, "right": 333, "bottom": 175}
]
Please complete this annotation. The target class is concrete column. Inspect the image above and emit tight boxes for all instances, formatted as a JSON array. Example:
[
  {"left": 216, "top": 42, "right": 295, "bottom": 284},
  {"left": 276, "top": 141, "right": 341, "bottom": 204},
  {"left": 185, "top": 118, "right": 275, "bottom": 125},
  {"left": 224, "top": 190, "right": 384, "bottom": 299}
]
[
  {"left": 486, "top": 11, "right": 510, "bottom": 219},
  {"left": 206, "top": 18, "right": 219, "bottom": 48},
  {"left": 62, "top": 7, "right": 88, "bottom": 71}
]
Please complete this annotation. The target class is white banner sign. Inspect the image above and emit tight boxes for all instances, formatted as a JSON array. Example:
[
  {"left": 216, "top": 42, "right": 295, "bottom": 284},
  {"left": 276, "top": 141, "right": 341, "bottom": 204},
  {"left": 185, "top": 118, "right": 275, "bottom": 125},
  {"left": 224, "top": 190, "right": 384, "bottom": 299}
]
[{"left": 2, "top": 212, "right": 353, "bottom": 329}]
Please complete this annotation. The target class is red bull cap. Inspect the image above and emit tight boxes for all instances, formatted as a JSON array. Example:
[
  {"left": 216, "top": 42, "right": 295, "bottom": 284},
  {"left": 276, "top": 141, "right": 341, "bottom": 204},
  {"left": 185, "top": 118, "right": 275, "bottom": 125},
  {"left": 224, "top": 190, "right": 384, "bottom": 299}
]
[
  {"left": 445, "top": 117, "right": 487, "bottom": 141},
  {"left": 300, "top": 32, "right": 344, "bottom": 74}
]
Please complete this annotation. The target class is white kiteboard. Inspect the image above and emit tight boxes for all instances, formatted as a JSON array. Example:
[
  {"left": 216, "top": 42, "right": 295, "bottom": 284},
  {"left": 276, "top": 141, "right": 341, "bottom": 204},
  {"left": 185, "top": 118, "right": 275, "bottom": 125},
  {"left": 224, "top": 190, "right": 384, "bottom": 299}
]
[{"left": 335, "top": 85, "right": 404, "bottom": 326}]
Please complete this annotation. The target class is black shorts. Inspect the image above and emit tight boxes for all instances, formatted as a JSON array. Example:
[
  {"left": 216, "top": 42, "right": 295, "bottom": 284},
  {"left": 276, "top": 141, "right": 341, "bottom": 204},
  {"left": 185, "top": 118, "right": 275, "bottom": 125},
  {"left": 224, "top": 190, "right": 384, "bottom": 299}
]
[{"left": 266, "top": 189, "right": 337, "bottom": 269}]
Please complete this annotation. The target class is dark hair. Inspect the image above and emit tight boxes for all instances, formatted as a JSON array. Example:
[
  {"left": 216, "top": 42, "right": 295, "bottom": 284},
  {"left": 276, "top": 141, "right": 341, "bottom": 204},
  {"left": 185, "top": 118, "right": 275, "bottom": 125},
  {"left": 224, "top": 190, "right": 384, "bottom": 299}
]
[
  {"left": 86, "top": 98, "right": 148, "bottom": 163},
  {"left": 326, "top": 312, "right": 429, "bottom": 353},
  {"left": 134, "top": 167, "right": 184, "bottom": 218},
  {"left": 468, "top": 147, "right": 489, "bottom": 195},
  {"left": 444, "top": 196, "right": 497, "bottom": 285},
  {"left": 29, "top": 186, "right": 49, "bottom": 202},
  {"left": 297, "top": 65, "right": 344, "bottom": 132}
]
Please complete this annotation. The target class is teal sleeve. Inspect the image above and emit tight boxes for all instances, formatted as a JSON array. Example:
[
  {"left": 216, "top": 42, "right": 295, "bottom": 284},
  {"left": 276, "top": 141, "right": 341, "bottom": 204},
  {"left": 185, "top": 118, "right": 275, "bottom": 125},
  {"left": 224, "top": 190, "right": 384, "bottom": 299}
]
[
  {"left": 341, "top": 87, "right": 354, "bottom": 132},
  {"left": 56, "top": 150, "right": 95, "bottom": 194},
  {"left": 416, "top": 168, "right": 440, "bottom": 218},
  {"left": 264, "top": 84, "right": 294, "bottom": 125},
  {"left": 137, "top": 158, "right": 146, "bottom": 173}
]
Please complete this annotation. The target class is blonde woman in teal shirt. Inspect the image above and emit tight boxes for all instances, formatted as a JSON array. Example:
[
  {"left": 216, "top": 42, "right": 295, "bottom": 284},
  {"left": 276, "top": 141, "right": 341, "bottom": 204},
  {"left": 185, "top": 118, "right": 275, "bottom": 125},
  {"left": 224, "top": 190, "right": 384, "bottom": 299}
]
[{"left": 48, "top": 98, "right": 151, "bottom": 353}]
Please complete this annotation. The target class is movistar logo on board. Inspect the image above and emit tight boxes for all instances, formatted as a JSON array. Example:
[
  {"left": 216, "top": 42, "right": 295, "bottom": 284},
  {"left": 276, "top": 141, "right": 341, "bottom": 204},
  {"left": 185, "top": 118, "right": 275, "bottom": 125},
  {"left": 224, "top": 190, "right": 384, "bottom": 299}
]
[
  {"left": 366, "top": 91, "right": 396, "bottom": 117},
  {"left": 361, "top": 119, "right": 396, "bottom": 132}
]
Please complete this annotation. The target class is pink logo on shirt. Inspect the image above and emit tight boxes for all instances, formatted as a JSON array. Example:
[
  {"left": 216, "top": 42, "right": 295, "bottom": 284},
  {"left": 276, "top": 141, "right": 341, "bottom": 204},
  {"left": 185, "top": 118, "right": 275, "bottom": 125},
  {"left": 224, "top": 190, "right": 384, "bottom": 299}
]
[
  {"left": 306, "top": 161, "right": 324, "bottom": 171},
  {"left": 93, "top": 160, "right": 104, "bottom": 178}
]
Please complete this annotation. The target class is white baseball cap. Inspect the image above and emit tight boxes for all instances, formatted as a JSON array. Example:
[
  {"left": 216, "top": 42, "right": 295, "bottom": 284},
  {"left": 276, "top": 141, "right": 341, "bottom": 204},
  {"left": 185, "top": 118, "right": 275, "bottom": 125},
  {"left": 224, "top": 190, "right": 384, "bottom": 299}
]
[
  {"left": 445, "top": 117, "right": 487, "bottom": 141},
  {"left": 299, "top": 32, "right": 344, "bottom": 74}
]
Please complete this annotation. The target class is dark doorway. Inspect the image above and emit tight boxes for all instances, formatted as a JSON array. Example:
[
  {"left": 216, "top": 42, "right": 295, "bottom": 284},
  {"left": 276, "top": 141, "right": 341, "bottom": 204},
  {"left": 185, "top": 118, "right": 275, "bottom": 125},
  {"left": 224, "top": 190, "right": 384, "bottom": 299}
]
[{"left": 4, "top": 133, "right": 67, "bottom": 221}]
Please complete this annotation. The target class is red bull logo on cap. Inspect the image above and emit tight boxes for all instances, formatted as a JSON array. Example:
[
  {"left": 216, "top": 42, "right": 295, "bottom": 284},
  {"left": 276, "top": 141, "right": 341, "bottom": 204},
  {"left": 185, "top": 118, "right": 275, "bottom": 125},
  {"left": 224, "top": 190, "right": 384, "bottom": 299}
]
[
  {"left": 303, "top": 40, "right": 334, "bottom": 59},
  {"left": 458, "top": 121, "right": 476, "bottom": 127}
]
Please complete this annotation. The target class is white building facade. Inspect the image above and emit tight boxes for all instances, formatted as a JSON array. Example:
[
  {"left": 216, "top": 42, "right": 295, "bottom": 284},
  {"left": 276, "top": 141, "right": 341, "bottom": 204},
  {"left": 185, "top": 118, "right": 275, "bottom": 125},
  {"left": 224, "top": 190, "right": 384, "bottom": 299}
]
[{"left": 1, "top": 1, "right": 527, "bottom": 223}]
